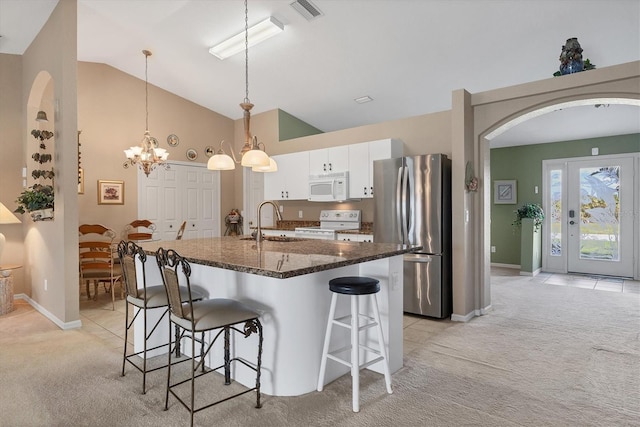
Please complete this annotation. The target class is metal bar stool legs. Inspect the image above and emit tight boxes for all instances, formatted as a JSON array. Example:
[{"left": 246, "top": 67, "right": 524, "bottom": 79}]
[{"left": 317, "top": 276, "right": 392, "bottom": 412}]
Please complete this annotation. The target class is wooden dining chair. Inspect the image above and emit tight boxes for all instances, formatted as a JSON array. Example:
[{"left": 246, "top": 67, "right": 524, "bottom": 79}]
[
  {"left": 176, "top": 220, "right": 187, "bottom": 240},
  {"left": 78, "top": 224, "right": 122, "bottom": 309},
  {"left": 123, "top": 219, "right": 156, "bottom": 241}
]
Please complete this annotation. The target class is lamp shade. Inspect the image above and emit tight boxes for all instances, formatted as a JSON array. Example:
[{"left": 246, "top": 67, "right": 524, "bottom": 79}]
[
  {"left": 0, "top": 202, "right": 21, "bottom": 225},
  {"left": 252, "top": 157, "right": 278, "bottom": 172},
  {"left": 0, "top": 202, "right": 21, "bottom": 266},
  {"left": 241, "top": 149, "right": 270, "bottom": 167},
  {"left": 208, "top": 153, "right": 236, "bottom": 170}
]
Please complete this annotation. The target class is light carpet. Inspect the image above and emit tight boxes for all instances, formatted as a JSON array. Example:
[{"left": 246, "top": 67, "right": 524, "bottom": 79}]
[{"left": 1, "top": 276, "right": 638, "bottom": 426}]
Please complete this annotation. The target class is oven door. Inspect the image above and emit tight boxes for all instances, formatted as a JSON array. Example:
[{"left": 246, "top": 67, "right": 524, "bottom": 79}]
[{"left": 294, "top": 228, "right": 336, "bottom": 240}]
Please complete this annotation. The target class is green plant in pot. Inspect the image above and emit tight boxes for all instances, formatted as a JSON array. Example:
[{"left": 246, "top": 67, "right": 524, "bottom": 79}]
[
  {"left": 512, "top": 203, "right": 544, "bottom": 231},
  {"left": 15, "top": 184, "right": 54, "bottom": 215},
  {"left": 14, "top": 129, "right": 55, "bottom": 221}
]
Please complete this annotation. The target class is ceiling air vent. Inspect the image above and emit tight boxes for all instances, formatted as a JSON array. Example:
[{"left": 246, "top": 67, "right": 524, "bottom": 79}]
[{"left": 291, "top": 0, "right": 324, "bottom": 21}]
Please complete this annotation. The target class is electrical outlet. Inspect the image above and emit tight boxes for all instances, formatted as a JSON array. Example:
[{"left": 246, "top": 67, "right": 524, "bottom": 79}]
[
  {"left": 491, "top": 246, "right": 496, "bottom": 253},
  {"left": 279, "top": 205, "right": 284, "bottom": 213},
  {"left": 298, "top": 210, "right": 303, "bottom": 218},
  {"left": 44, "top": 279, "right": 48, "bottom": 291}
]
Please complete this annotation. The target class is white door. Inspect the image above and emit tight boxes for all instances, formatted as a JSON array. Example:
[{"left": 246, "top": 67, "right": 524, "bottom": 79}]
[
  {"left": 543, "top": 154, "right": 636, "bottom": 278},
  {"left": 138, "top": 162, "right": 220, "bottom": 240}
]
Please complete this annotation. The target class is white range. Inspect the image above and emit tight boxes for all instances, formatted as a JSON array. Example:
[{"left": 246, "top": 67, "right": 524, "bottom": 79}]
[{"left": 294, "top": 209, "right": 361, "bottom": 240}]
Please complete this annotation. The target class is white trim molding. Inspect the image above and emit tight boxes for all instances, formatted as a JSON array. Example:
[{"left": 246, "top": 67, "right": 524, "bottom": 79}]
[{"left": 14, "top": 293, "right": 82, "bottom": 330}]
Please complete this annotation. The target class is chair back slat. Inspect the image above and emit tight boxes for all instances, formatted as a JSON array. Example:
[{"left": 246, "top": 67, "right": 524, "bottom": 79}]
[
  {"left": 117, "top": 240, "right": 151, "bottom": 300},
  {"left": 123, "top": 220, "right": 156, "bottom": 241},
  {"left": 156, "top": 248, "right": 193, "bottom": 323}
]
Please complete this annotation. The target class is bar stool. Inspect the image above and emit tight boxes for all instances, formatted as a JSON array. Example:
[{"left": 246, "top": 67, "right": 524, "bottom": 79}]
[
  {"left": 317, "top": 276, "right": 392, "bottom": 412},
  {"left": 118, "top": 240, "right": 203, "bottom": 394},
  {"left": 156, "top": 247, "right": 263, "bottom": 427}
]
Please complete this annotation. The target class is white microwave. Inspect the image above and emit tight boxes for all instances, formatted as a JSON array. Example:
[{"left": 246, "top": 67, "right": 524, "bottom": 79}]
[{"left": 308, "top": 171, "right": 349, "bottom": 202}]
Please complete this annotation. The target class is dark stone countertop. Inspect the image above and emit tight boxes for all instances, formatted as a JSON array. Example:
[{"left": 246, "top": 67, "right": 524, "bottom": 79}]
[{"left": 140, "top": 236, "right": 419, "bottom": 279}]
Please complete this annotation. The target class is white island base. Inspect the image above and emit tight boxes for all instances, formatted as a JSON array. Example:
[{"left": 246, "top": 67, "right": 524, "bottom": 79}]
[{"left": 136, "top": 255, "right": 404, "bottom": 397}]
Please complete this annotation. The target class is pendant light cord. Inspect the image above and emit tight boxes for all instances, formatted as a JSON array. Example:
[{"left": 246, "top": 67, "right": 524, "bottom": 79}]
[
  {"left": 244, "top": 0, "right": 250, "bottom": 104},
  {"left": 145, "top": 50, "right": 149, "bottom": 132}
]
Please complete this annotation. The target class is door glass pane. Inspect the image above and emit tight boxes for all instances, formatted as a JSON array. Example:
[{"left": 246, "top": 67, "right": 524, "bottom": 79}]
[
  {"left": 550, "top": 169, "right": 562, "bottom": 256},
  {"left": 579, "top": 166, "right": 620, "bottom": 261}
]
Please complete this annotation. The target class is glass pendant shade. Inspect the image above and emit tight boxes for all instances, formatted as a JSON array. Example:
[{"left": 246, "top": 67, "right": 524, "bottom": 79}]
[
  {"left": 241, "top": 148, "right": 270, "bottom": 167},
  {"left": 252, "top": 157, "right": 278, "bottom": 172},
  {"left": 208, "top": 153, "right": 236, "bottom": 170}
]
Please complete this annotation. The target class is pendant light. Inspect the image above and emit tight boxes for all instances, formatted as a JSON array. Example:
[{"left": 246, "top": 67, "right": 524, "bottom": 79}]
[
  {"left": 123, "top": 50, "right": 169, "bottom": 176},
  {"left": 208, "top": 0, "right": 277, "bottom": 172}
]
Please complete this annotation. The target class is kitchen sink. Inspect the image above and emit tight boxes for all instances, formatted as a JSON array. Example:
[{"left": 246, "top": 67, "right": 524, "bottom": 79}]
[{"left": 239, "top": 236, "right": 306, "bottom": 243}]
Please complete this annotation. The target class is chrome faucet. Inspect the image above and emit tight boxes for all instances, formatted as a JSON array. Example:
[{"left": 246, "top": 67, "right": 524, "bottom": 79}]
[{"left": 256, "top": 200, "right": 283, "bottom": 244}]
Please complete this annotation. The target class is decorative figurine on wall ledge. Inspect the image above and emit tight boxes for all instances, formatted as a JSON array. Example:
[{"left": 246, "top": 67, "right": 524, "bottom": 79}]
[
  {"left": 554, "top": 37, "right": 596, "bottom": 76},
  {"left": 465, "top": 161, "right": 478, "bottom": 192}
]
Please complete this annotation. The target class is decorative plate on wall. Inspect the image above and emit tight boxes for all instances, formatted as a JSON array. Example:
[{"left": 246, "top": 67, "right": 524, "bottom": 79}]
[
  {"left": 205, "top": 146, "right": 214, "bottom": 157},
  {"left": 167, "top": 134, "right": 179, "bottom": 147},
  {"left": 186, "top": 148, "right": 198, "bottom": 161},
  {"left": 149, "top": 137, "right": 159, "bottom": 148}
]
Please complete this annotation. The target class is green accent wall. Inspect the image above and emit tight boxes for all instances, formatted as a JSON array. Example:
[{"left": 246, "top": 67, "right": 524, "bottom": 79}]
[
  {"left": 491, "top": 133, "right": 639, "bottom": 266},
  {"left": 278, "top": 109, "right": 323, "bottom": 141}
]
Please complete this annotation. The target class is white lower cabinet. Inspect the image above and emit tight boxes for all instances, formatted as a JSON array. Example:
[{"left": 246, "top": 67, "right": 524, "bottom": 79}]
[
  {"left": 262, "top": 229, "right": 296, "bottom": 238},
  {"left": 337, "top": 233, "right": 374, "bottom": 242}
]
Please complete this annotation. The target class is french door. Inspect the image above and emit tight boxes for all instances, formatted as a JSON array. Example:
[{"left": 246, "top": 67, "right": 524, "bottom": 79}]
[{"left": 543, "top": 154, "right": 637, "bottom": 278}]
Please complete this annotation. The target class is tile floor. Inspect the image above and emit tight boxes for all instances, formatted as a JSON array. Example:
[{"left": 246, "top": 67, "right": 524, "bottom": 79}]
[{"left": 490, "top": 266, "right": 640, "bottom": 294}]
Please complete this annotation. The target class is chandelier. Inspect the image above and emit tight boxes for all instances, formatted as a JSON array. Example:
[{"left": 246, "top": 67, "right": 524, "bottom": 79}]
[
  {"left": 124, "top": 50, "right": 168, "bottom": 176},
  {"left": 207, "top": 0, "right": 277, "bottom": 173}
]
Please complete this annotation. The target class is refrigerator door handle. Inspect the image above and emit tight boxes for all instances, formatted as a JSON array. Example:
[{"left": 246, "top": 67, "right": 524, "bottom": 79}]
[
  {"left": 404, "top": 253, "right": 432, "bottom": 263},
  {"left": 401, "top": 165, "right": 409, "bottom": 243},
  {"left": 396, "top": 166, "right": 403, "bottom": 241}
]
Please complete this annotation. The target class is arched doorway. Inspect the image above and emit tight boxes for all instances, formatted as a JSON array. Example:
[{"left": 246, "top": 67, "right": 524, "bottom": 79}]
[
  {"left": 454, "top": 64, "right": 640, "bottom": 320},
  {"left": 484, "top": 99, "right": 639, "bottom": 279}
]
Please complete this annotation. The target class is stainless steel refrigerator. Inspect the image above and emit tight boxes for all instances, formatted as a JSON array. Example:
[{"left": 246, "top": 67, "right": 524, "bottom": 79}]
[{"left": 373, "top": 154, "right": 452, "bottom": 318}]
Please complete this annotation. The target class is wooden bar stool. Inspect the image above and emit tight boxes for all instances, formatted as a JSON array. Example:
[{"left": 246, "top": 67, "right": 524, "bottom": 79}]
[{"left": 317, "top": 276, "right": 392, "bottom": 412}]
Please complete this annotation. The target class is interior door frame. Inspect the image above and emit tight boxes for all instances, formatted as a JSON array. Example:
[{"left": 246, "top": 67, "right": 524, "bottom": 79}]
[{"left": 542, "top": 153, "right": 639, "bottom": 279}]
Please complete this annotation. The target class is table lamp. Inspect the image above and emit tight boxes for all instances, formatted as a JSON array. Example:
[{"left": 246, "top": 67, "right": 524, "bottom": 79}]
[{"left": 0, "top": 202, "right": 22, "bottom": 264}]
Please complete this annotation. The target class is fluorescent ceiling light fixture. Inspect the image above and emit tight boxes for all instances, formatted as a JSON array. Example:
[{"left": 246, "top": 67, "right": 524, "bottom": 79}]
[
  {"left": 354, "top": 95, "right": 373, "bottom": 104},
  {"left": 209, "top": 17, "right": 284, "bottom": 60}
]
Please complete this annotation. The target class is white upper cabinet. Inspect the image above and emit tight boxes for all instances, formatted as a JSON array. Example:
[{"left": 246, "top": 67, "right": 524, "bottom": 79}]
[
  {"left": 348, "top": 138, "right": 403, "bottom": 198},
  {"left": 264, "top": 151, "right": 310, "bottom": 200},
  {"left": 309, "top": 146, "right": 349, "bottom": 175}
]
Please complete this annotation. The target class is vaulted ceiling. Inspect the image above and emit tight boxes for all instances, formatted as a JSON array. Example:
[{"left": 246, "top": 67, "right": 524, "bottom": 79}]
[{"left": 1, "top": 0, "right": 638, "bottom": 147}]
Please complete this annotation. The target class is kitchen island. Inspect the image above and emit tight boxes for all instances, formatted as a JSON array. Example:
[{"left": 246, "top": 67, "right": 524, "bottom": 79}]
[{"left": 138, "top": 236, "right": 418, "bottom": 396}]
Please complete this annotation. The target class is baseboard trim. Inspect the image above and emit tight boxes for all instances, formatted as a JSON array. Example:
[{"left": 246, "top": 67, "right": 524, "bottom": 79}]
[
  {"left": 451, "top": 304, "right": 492, "bottom": 322},
  {"left": 14, "top": 293, "right": 82, "bottom": 330},
  {"left": 520, "top": 268, "right": 542, "bottom": 277},
  {"left": 491, "top": 263, "right": 520, "bottom": 269}
]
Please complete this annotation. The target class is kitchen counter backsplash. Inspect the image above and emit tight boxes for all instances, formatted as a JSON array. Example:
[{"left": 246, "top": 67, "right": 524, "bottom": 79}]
[{"left": 254, "top": 220, "right": 373, "bottom": 235}]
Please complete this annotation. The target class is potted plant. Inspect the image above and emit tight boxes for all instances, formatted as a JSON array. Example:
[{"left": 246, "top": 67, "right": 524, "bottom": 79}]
[
  {"left": 15, "top": 184, "right": 54, "bottom": 220},
  {"left": 14, "top": 129, "right": 55, "bottom": 221},
  {"left": 512, "top": 203, "right": 545, "bottom": 231}
]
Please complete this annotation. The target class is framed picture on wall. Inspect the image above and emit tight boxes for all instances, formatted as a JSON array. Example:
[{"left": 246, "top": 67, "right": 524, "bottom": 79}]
[
  {"left": 97, "top": 180, "right": 124, "bottom": 205},
  {"left": 494, "top": 180, "right": 517, "bottom": 204}
]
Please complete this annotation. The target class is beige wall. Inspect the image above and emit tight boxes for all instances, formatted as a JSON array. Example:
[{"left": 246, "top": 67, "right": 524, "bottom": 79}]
[
  {"left": 21, "top": 0, "right": 78, "bottom": 325},
  {"left": 77, "top": 61, "right": 236, "bottom": 235},
  {"left": 0, "top": 54, "right": 26, "bottom": 294}
]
